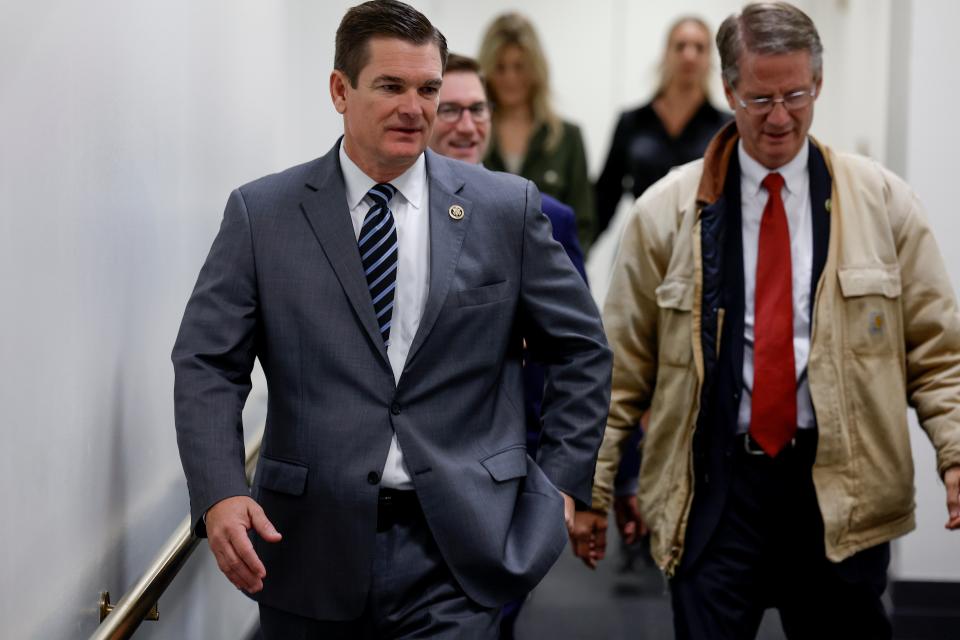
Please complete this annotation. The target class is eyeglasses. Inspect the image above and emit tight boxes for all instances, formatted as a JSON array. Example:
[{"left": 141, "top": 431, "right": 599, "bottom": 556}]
[
  {"left": 733, "top": 88, "right": 817, "bottom": 116},
  {"left": 437, "top": 101, "right": 491, "bottom": 123}
]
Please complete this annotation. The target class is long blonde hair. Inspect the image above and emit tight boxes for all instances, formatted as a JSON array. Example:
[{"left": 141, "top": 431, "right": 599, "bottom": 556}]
[
  {"left": 478, "top": 13, "right": 563, "bottom": 150},
  {"left": 656, "top": 16, "right": 714, "bottom": 98}
]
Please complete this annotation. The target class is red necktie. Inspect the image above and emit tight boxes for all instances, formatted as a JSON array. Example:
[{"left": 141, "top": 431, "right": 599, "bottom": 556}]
[{"left": 750, "top": 172, "right": 797, "bottom": 456}]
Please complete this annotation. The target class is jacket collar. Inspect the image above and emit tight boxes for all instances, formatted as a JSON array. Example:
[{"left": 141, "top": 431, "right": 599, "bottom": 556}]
[
  {"left": 487, "top": 120, "right": 549, "bottom": 174},
  {"left": 696, "top": 121, "right": 833, "bottom": 211},
  {"left": 696, "top": 121, "right": 741, "bottom": 208},
  {"left": 403, "top": 149, "right": 471, "bottom": 369},
  {"left": 300, "top": 140, "right": 393, "bottom": 366}
]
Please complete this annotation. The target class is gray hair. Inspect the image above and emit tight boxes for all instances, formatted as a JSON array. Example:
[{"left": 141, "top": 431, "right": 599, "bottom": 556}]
[{"left": 716, "top": 2, "right": 823, "bottom": 88}]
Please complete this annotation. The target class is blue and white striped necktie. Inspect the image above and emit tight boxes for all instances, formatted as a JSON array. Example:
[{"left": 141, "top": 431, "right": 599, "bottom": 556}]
[{"left": 358, "top": 183, "right": 399, "bottom": 347}]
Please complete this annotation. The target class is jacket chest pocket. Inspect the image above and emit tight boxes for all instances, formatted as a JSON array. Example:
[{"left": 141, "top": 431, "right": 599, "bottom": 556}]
[
  {"left": 837, "top": 265, "right": 902, "bottom": 356},
  {"left": 451, "top": 280, "right": 510, "bottom": 308},
  {"left": 655, "top": 278, "right": 694, "bottom": 366}
]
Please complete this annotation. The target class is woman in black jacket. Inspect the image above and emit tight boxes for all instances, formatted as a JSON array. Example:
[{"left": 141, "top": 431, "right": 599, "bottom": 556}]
[{"left": 594, "top": 16, "right": 731, "bottom": 238}]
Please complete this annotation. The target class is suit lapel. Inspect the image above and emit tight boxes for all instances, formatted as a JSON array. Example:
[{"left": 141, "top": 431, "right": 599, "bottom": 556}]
[
  {"left": 405, "top": 150, "right": 472, "bottom": 366},
  {"left": 808, "top": 140, "right": 832, "bottom": 317},
  {"left": 299, "top": 141, "right": 390, "bottom": 365}
]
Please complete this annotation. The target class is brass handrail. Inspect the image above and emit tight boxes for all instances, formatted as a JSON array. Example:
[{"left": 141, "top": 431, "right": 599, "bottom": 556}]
[{"left": 90, "top": 425, "right": 264, "bottom": 640}]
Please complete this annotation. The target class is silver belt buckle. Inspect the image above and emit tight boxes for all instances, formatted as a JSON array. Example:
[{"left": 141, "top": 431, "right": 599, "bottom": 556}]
[
  {"left": 743, "top": 434, "right": 798, "bottom": 456},
  {"left": 743, "top": 434, "right": 767, "bottom": 456}
]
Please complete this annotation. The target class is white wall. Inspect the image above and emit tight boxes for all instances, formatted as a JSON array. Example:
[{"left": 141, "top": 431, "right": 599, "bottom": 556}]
[
  {"left": 889, "top": 0, "right": 960, "bottom": 583},
  {"left": 0, "top": 2, "right": 340, "bottom": 637},
  {"left": 1, "top": 1, "right": 940, "bottom": 638},
  {"left": 805, "top": 0, "right": 892, "bottom": 160}
]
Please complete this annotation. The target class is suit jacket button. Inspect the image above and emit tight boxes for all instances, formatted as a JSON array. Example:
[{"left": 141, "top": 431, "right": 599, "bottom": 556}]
[
  {"left": 367, "top": 471, "right": 380, "bottom": 485},
  {"left": 391, "top": 403, "right": 401, "bottom": 415}
]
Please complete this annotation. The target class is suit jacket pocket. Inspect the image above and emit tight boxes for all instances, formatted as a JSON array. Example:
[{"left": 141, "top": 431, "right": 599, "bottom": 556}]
[
  {"left": 257, "top": 456, "right": 308, "bottom": 496},
  {"left": 480, "top": 445, "right": 528, "bottom": 482},
  {"left": 454, "top": 280, "right": 509, "bottom": 308}
]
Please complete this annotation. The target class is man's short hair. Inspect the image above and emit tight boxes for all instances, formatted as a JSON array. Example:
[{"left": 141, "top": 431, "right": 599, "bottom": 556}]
[
  {"left": 716, "top": 1, "right": 823, "bottom": 88},
  {"left": 335, "top": 0, "right": 448, "bottom": 87},
  {"left": 444, "top": 53, "right": 482, "bottom": 77}
]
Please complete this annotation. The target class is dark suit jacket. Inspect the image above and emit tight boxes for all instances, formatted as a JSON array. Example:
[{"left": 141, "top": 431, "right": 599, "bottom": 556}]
[
  {"left": 172, "top": 143, "right": 612, "bottom": 618},
  {"left": 540, "top": 195, "right": 586, "bottom": 279}
]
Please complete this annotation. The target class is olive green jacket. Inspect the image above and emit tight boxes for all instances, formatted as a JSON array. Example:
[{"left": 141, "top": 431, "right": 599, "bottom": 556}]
[
  {"left": 593, "top": 125, "right": 960, "bottom": 575},
  {"left": 486, "top": 120, "right": 596, "bottom": 251}
]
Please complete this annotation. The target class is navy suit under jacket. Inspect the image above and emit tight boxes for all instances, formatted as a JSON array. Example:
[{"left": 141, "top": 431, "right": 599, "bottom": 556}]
[
  {"left": 680, "top": 141, "right": 831, "bottom": 573},
  {"left": 523, "top": 195, "right": 587, "bottom": 453}
]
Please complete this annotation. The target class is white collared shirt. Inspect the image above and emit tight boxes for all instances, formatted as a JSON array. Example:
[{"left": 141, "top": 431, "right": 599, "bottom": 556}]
[
  {"left": 737, "top": 140, "right": 816, "bottom": 433},
  {"left": 339, "top": 143, "right": 431, "bottom": 489}
]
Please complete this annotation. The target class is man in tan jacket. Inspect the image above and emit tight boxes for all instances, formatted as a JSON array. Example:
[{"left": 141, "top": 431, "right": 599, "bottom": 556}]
[{"left": 574, "top": 2, "right": 960, "bottom": 638}]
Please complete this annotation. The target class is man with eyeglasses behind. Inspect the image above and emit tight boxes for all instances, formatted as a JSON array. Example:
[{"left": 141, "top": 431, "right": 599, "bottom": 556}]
[
  {"left": 429, "top": 54, "right": 492, "bottom": 165},
  {"left": 573, "top": 2, "right": 960, "bottom": 638},
  {"left": 430, "top": 54, "right": 587, "bottom": 639},
  {"left": 429, "top": 54, "right": 585, "bottom": 281}
]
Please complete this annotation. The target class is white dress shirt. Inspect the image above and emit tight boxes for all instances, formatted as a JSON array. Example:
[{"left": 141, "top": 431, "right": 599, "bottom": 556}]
[
  {"left": 339, "top": 144, "right": 430, "bottom": 489},
  {"left": 737, "top": 141, "right": 816, "bottom": 433}
]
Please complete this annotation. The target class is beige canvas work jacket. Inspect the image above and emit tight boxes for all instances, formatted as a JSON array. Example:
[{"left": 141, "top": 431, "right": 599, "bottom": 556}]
[{"left": 593, "top": 125, "right": 960, "bottom": 575}]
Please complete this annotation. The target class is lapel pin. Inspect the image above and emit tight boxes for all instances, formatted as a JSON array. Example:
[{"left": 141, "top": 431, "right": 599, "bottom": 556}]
[
  {"left": 824, "top": 198, "right": 832, "bottom": 213},
  {"left": 449, "top": 204, "right": 465, "bottom": 220}
]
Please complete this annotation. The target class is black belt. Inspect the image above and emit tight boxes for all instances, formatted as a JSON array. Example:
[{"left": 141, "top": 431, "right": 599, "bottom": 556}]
[
  {"left": 738, "top": 429, "right": 817, "bottom": 460},
  {"left": 377, "top": 489, "right": 420, "bottom": 532}
]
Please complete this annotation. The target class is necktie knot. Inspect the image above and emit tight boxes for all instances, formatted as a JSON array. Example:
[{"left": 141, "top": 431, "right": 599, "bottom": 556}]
[
  {"left": 367, "top": 183, "right": 397, "bottom": 210},
  {"left": 762, "top": 172, "right": 785, "bottom": 195}
]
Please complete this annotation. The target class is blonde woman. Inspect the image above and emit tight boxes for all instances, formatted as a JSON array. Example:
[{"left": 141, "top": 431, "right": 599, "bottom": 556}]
[
  {"left": 594, "top": 16, "right": 731, "bottom": 237},
  {"left": 479, "top": 13, "right": 596, "bottom": 251}
]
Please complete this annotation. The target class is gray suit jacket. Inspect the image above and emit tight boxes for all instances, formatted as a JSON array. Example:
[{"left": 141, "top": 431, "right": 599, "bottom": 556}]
[{"left": 172, "top": 142, "right": 611, "bottom": 619}]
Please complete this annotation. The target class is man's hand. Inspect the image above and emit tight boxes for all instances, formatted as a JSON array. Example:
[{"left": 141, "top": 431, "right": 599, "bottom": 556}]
[
  {"left": 613, "top": 494, "right": 648, "bottom": 544},
  {"left": 205, "top": 496, "right": 282, "bottom": 593},
  {"left": 570, "top": 510, "right": 608, "bottom": 569},
  {"left": 561, "top": 491, "right": 575, "bottom": 533},
  {"left": 945, "top": 465, "right": 960, "bottom": 530}
]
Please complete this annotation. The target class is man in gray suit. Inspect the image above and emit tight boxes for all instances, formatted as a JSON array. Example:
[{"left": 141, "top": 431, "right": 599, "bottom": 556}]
[{"left": 172, "top": 1, "right": 611, "bottom": 637}]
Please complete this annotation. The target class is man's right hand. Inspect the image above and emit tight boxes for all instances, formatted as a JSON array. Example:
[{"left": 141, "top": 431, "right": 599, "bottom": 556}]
[
  {"left": 205, "top": 496, "right": 282, "bottom": 593},
  {"left": 570, "top": 510, "right": 608, "bottom": 569},
  {"left": 613, "top": 494, "right": 648, "bottom": 544}
]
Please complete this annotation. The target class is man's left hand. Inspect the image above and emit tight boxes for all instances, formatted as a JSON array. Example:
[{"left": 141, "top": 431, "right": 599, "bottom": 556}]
[
  {"left": 570, "top": 510, "right": 608, "bottom": 569},
  {"left": 945, "top": 465, "right": 960, "bottom": 530}
]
